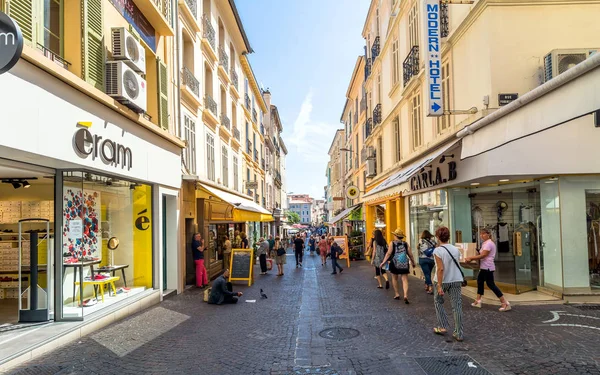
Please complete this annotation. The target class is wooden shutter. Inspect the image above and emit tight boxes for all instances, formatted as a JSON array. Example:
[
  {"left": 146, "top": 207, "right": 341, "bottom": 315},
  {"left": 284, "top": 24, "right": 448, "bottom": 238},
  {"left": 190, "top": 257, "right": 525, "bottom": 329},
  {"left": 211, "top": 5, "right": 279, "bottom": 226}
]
[
  {"left": 8, "top": 0, "right": 34, "bottom": 43},
  {"left": 82, "top": 0, "right": 104, "bottom": 90},
  {"left": 157, "top": 59, "right": 169, "bottom": 130}
]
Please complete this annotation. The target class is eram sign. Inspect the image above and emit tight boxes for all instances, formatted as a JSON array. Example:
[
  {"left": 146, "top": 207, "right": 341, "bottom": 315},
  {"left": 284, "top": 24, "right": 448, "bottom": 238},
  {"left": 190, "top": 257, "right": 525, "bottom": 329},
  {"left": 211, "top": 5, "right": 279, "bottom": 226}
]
[
  {"left": 73, "top": 122, "right": 133, "bottom": 170},
  {"left": 424, "top": 0, "right": 443, "bottom": 117},
  {"left": 0, "top": 11, "right": 24, "bottom": 75}
]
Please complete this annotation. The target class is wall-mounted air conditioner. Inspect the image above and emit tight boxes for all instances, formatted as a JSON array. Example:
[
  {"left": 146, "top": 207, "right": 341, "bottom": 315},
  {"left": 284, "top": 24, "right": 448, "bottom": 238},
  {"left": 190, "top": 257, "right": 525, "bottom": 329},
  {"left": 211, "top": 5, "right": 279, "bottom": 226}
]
[
  {"left": 366, "top": 159, "right": 377, "bottom": 177},
  {"left": 111, "top": 27, "right": 146, "bottom": 74},
  {"left": 106, "top": 61, "right": 147, "bottom": 113},
  {"left": 544, "top": 48, "right": 598, "bottom": 82}
]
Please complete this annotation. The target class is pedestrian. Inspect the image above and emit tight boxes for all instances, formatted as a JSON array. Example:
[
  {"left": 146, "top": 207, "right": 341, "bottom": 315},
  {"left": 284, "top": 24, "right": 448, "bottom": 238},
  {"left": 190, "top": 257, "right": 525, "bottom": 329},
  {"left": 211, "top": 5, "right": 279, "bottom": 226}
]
[
  {"left": 309, "top": 235, "right": 316, "bottom": 255},
  {"left": 371, "top": 229, "right": 390, "bottom": 289},
  {"left": 294, "top": 234, "right": 304, "bottom": 268},
  {"left": 208, "top": 269, "right": 243, "bottom": 305},
  {"left": 418, "top": 230, "right": 437, "bottom": 294},
  {"left": 365, "top": 232, "right": 375, "bottom": 259},
  {"left": 380, "top": 228, "right": 415, "bottom": 303},
  {"left": 257, "top": 237, "right": 270, "bottom": 275},
  {"left": 318, "top": 235, "right": 328, "bottom": 266},
  {"left": 192, "top": 233, "right": 208, "bottom": 288},
  {"left": 223, "top": 235, "right": 232, "bottom": 269},
  {"left": 465, "top": 228, "right": 511, "bottom": 312},
  {"left": 275, "top": 236, "right": 286, "bottom": 276},
  {"left": 234, "top": 230, "right": 241, "bottom": 248},
  {"left": 432, "top": 226, "right": 464, "bottom": 341},
  {"left": 240, "top": 232, "right": 249, "bottom": 249},
  {"left": 329, "top": 237, "right": 344, "bottom": 274},
  {"left": 268, "top": 235, "right": 275, "bottom": 258}
]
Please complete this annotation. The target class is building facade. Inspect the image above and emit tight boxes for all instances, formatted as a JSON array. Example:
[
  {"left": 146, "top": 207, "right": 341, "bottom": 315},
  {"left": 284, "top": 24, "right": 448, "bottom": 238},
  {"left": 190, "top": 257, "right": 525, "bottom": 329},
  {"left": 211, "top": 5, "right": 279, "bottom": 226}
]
[
  {"left": 287, "top": 194, "right": 314, "bottom": 225},
  {"left": 326, "top": 130, "right": 346, "bottom": 234}
]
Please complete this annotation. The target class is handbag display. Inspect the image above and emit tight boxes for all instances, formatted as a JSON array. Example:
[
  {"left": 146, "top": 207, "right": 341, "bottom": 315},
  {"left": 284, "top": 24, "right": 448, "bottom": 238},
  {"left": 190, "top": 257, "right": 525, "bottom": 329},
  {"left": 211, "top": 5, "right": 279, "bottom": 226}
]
[{"left": 441, "top": 245, "right": 468, "bottom": 287}]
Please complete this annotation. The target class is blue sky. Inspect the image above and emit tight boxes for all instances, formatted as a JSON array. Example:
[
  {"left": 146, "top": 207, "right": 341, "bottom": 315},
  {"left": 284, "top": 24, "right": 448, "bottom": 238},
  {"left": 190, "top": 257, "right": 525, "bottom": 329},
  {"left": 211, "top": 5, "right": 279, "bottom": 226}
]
[{"left": 236, "top": 0, "right": 370, "bottom": 200}]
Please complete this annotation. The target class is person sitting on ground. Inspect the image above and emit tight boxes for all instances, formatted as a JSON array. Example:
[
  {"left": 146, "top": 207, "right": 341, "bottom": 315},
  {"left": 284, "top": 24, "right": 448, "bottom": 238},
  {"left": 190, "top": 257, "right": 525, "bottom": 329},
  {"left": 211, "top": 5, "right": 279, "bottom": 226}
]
[{"left": 208, "top": 269, "right": 243, "bottom": 305}]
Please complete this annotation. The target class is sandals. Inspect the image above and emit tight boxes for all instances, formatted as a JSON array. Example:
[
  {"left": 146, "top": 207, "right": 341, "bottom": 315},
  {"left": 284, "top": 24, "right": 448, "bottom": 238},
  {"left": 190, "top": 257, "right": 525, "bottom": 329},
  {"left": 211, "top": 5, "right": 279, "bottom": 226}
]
[
  {"left": 404, "top": 297, "right": 410, "bottom": 304},
  {"left": 453, "top": 334, "right": 464, "bottom": 342},
  {"left": 377, "top": 286, "right": 383, "bottom": 289},
  {"left": 385, "top": 280, "right": 390, "bottom": 289},
  {"left": 433, "top": 327, "right": 447, "bottom": 335},
  {"left": 499, "top": 302, "right": 512, "bottom": 312},
  {"left": 393, "top": 296, "right": 401, "bottom": 300}
]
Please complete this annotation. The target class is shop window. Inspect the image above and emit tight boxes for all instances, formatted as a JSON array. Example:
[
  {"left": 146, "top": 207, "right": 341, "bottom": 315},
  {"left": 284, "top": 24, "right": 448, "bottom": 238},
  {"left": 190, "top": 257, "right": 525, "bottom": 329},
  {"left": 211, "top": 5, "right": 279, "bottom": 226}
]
[
  {"left": 61, "top": 171, "right": 152, "bottom": 318},
  {"left": 409, "top": 190, "right": 448, "bottom": 257}
]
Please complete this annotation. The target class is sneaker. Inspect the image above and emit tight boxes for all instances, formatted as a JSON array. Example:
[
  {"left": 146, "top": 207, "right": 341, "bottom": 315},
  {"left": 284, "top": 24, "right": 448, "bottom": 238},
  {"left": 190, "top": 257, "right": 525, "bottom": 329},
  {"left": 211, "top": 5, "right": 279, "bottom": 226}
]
[
  {"left": 331, "top": 272, "right": 337, "bottom": 275},
  {"left": 499, "top": 302, "right": 511, "bottom": 312},
  {"left": 471, "top": 300, "right": 482, "bottom": 308},
  {"left": 339, "top": 268, "right": 343, "bottom": 274}
]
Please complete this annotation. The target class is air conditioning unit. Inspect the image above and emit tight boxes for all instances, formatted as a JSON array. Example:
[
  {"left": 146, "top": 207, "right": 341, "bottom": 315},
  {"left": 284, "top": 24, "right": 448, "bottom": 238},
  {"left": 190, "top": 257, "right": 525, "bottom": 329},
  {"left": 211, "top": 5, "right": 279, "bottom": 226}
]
[
  {"left": 366, "top": 159, "right": 377, "bottom": 177},
  {"left": 106, "top": 61, "right": 147, "bottom": 113},
  {"left": 544, "top": 48, "right": 598, "bottom": 82},
  {"left": 111, "top": 27, "right": 146, "bottom": 74}
]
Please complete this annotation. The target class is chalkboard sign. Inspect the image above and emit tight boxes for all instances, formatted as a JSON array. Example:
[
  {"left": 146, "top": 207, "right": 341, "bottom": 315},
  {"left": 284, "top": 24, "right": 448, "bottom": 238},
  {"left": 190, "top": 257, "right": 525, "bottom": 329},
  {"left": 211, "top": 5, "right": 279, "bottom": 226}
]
[
  {"left": 332, "top": 236, "right": 351, "bottom": 268},
  {"left": 229, "top": 248, "right": 254, "bottom": 286}
]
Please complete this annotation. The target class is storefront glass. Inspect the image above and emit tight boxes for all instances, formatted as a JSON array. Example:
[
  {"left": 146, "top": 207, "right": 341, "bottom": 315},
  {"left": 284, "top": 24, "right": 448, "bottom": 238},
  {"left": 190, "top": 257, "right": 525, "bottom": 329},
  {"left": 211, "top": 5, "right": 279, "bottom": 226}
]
[
  {"left": 61, "top": 171, "right": 153, "bottom": 318},
  {"left": 409, "top": 190, "right": 449, "bottom": 258}
]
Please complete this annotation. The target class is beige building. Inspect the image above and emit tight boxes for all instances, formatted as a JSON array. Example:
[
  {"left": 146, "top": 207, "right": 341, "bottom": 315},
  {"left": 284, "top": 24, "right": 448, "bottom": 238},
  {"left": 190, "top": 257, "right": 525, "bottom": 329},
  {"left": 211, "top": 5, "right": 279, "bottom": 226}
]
[{"left": 326, "top": 129, "right": 346, "bottom": 234}]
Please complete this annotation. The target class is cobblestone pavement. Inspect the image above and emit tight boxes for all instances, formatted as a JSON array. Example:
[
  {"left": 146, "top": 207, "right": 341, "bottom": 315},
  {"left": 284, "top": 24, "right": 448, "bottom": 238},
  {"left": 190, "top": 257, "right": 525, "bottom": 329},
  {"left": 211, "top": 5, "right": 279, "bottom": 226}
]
[{"left": 5, "top": 252, "right": 600, "bottom": 375}]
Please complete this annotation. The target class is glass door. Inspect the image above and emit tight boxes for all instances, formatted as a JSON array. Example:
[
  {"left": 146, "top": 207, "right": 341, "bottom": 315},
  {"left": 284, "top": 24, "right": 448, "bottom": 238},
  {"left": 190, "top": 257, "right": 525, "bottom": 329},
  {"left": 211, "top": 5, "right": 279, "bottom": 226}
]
[
  {"left": 162, "top": 195, "right": 167, "bottom": 291},
  {"left": 512, "top": 186, "right": 540, "bottom": 294}
]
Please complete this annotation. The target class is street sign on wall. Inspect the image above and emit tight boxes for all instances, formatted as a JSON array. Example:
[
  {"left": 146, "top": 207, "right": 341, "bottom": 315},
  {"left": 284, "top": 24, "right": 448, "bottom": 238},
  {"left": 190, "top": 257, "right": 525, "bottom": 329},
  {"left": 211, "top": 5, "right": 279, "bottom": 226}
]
[
  {"left": 498, "top": 93, "right": 519, "bottom": 106},
  {"left": 423, "top": 0, "right": 443, "bottom": 117}
]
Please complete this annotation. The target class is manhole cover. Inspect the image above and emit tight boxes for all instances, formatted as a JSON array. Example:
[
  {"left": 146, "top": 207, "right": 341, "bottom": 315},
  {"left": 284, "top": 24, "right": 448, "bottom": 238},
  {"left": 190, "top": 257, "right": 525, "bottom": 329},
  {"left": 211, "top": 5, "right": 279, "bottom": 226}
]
[
  {"left": 318, "top": 327, "right": 360, "bottom": 340},
  {"left": 415, "top": 355, "right": 491, "bottom": 375},
  {"left": 8, "top": 365, "right": 67, "bottom": 375},
  {"left": 573, "top": 304, "right": 600, "bottom": 310}
]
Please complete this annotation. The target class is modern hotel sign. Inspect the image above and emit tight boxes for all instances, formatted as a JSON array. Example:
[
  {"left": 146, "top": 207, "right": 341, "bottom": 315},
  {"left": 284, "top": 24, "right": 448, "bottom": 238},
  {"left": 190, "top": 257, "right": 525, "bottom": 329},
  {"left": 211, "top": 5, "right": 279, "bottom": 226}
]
[
  {"left": 73, "top": 122, "right": 133, "bottom": 170},
  {"left": 0, "top": 11, "right": 24, "bottom": 75},
  {"left": 424, "top": 0, "right": 443, "bottom": 117}
]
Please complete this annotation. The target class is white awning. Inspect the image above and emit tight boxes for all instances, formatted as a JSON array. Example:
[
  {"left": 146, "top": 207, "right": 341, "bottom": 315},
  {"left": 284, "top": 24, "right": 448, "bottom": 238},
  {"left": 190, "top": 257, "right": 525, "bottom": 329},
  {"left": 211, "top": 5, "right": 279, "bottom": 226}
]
[
  {"left": 364, "top": 139, "right": 460, "bottom": 201},
  {"left": 328, "top": 204, "right": 361, "bottom": 225}
]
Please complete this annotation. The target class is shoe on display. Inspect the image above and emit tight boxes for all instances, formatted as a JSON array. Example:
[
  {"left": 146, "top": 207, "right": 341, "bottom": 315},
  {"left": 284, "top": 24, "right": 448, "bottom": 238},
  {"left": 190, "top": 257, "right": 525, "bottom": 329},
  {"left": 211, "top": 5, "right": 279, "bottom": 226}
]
[{"left": 80, "top": 298, "right": 98, "bottom": 307}]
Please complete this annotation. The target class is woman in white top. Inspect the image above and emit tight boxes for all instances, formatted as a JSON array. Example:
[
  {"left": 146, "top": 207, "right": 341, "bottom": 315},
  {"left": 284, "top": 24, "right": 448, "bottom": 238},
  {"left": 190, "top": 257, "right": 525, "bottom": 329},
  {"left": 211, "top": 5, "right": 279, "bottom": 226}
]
[{"left": 432, "top": 226, "right": 464, "bottom": 342}]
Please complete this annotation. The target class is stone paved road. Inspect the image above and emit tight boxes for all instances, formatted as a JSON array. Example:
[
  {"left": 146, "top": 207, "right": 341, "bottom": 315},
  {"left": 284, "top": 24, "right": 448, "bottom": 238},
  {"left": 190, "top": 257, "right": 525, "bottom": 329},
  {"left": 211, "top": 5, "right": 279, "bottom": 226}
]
[{"left": 5, "top": 252, "right": 600, "bottom": 375}]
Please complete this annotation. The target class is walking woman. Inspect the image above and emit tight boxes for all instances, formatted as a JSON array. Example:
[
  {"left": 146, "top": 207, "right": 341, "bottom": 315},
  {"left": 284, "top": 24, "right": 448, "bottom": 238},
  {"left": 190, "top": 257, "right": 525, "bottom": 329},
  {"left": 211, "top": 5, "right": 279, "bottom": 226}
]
[
  {"left": 240, "top": 232, "right": 249, "bottom": 249},
  {"left": 418, "top": 230, "right": 437, "bottom": 294},
  {"left": 432, "top": 226, "right": 464, "bottom": 341},
  {"left": 380, "top": 228, "right": 415, "bottom": 303},
  {"left": 274, "top": 236, "right": 286, "bottom": 276},
  {"left": 465, "top": 228, "right": 511, "bottom": 312},
  {"left": 318, "top": 235, "right": 328, "bottom": 266},
  {"left": 371, "top": 229, "right": 390, "bottom": 289}
]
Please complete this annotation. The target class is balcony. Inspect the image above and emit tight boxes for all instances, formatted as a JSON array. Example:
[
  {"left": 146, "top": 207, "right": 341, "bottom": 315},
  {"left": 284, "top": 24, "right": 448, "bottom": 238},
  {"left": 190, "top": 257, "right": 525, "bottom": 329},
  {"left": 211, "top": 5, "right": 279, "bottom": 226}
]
[
  {"left": 245, "top": 93, "right": 251, "bottom": 110},
  {"left": 220, "top": 113, "right": 231, "bottom": 130},
  {"left": 181, "top": 67, "right": 200, "bottom": 97},
  {"left": 252, "top": 109, "right": 257, "bottom": 124},
  {"left": 441, "top": 3, "right": 449, "bottom": 38},
  {"left": 204, "top": 94, "right": 217, "bottom": 116},
  {"left": 133, "top": 0, "right": 172, "bottom": 35},
  {"left": 246, "top": 140, "right": 252, "bottom": 155},
  {"left": 373, "top": 104, "right": 382, "bottom": 126},
  {"left": 254, "top": 149, "right": 259, "bottom": 162},
  {"left": 403, "top": 45, "right": 420, "bottom": 87},
  {"left": 233, "top": 127, "right": 241, "bottom": 141},
  {"left": 231, "top": 69, "right": 239, "bottom": 94},
  {"left": 371, "top": 36, "right": 380, "bottom": 61},
  {"left": 260, "top": 123, "right": 265, "bottom": 136},
  {"left": 365, "top": 117, "right": 373, "bottom": 138},
  {"left": 37, "top": 43, "right": 71, "bottom": 71},
  {"left": 261, "top": 158, "right": 265, "bottom": 170},
  {"left": 184, "top": 0, "right": 197, "bottom": 19},
  {"left": 202, "top": 14, "right": 216, "bottom": 57},
  {"left": 364, "top": 57, "right": 372, "bottom": 80},
  {"left": 218, "top": 46, "right": 229, "bottom": 72}
]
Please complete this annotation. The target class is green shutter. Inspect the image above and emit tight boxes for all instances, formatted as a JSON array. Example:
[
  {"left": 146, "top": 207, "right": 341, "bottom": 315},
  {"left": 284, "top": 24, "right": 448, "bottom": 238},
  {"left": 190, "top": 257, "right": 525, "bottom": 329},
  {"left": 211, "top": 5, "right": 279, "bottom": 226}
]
[
  {"left": 157, "top": 59, "right": 169, "bottom": 130},
  {"left": 8, "top": 0, "right": 34, "bottom": 43},
  {"left": 82, "top": 0, "right": 104, "bottom": 90}
]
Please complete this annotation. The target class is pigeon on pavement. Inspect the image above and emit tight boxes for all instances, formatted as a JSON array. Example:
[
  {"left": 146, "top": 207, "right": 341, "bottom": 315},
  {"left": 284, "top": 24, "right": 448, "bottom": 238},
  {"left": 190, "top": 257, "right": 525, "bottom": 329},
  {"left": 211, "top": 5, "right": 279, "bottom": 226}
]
[{"left": 260, "top": 289, "right": 268, "bottom": 299}]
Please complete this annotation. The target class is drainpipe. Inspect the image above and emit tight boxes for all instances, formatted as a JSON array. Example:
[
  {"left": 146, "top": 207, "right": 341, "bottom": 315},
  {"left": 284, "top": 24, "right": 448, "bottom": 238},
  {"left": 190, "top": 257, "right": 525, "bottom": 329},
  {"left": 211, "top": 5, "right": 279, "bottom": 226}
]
[
  {"left": 456, "top": 51, "right": 600, "bottom": 138},
  {"left": 174, "top": 0, "right": 182, "bottom": 140}
]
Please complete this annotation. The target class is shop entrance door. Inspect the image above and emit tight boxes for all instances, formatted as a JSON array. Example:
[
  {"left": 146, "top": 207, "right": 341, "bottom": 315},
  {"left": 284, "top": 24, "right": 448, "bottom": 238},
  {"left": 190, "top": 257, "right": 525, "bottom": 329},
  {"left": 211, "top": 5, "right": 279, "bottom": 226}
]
[
  {"left": 162, "top": 196, "right": 167, "bottom": 291},
  {"left": 512, "top": 188, "right": 540, "bottom": 294}
]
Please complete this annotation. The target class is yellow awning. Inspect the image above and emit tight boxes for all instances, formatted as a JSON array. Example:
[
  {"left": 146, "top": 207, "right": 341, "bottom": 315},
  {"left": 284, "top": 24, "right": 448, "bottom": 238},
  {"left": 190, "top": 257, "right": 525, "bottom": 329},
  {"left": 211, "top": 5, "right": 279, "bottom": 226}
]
[{"left": 198, "top": 183, "right": 274, "bottom": 223}]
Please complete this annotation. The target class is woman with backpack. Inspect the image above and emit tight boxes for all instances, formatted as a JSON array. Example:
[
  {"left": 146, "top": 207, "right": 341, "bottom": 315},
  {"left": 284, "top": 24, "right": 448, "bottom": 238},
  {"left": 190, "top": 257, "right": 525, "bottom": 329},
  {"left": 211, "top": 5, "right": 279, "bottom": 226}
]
[
  {"left": 418, "top": 230, "right": 437, "bottom": 294},
  {"left": 371, "top": 229, "right": 390, "bottom": 289},
  {"left": 380, "top": 228, "right": 415, "bottom": 303}
]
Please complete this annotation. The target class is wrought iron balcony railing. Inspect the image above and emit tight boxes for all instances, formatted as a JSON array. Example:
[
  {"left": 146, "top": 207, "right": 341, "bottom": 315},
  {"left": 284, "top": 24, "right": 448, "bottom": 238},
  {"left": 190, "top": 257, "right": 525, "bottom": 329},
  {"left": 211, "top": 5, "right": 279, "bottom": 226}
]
[
  {"left": 252, "top": 109, "right": 257, "bottom": 123},
  {"left": 254, "top": 149, "right": 259, "bottom": 162},
  {"left": 441, "top": 3, "right": 449, "bottom": 38},
  {"left": 152, "top": 0, "right": 172, "bottom": 24},
  {"left": 260, "top": 123, "right": 264, "bottom": 135},
  {"left": 231, "top": 69, "right": 238, "bottom": 91},
  {"left": 403, "top": 45, "right": 420, "bottom": 87},
  {"left": 365, "top": 117, "right": 373, "bottom": 138},
  {"left": 364, "top": 57, "right": 372, "bottom": 80},
  {"left": 373, "top": 104, "right": 382, "bottom": 126},
  {"left": 371, "top": 36, "right": 380, "bottom": 60},
  {"left": 247, "top": 140, "right": 252, "bottom": 154},
  {"left": 261, "top": 158, "right": 265, "bottom": 170},
  {"left": 203, "top": 14, "right": 216, "bottom": 50},
  {"left": 220, "top": 113, "right": 231, "bottom": 130},
  {"left": 233, "top": 127, "right": 241, "bottom": 141},
  {"left": 204, "top": 94, "right": 217, "bottom": 116},
  {"left": 218, "top": 46, "right": 229, "bottom": 72},
  {"left": 37, "top": 43, "right": 71, "bottom": 70},
  {"left": 184, "top": 0, "right": 197, "bottom": 19},
  {"left": 245, "top": 93, "right": 250, "bottom": 110},
  {"left": 182, "top": 67, "right": 200, "bottom": 97}
]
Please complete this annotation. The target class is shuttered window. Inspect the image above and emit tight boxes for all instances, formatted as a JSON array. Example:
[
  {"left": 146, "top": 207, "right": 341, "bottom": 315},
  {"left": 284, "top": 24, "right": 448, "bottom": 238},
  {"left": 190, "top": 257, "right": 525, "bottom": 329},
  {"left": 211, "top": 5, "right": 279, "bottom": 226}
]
[
  {"left": 83, "top": 0, "right": 104, "bottom": 90},
  {"left": 222, "top": 146, "right": 228, "bottom": 187},
  {"left": 8, "top": 0, "right": 34, "bottom": 43},
  {"left": 157, "top": 59, "right": 169, "bottom": 129},
  {"left": 207, "top": 133, "right": 215, "bottom": 182}
]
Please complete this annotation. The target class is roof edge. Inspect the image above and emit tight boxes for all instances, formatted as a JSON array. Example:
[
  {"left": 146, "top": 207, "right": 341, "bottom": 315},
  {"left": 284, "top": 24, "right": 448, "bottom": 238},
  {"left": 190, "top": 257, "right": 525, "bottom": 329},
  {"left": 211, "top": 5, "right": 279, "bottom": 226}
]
[{"left": 229, "top": 0, "right": 253, "bottom": 53}]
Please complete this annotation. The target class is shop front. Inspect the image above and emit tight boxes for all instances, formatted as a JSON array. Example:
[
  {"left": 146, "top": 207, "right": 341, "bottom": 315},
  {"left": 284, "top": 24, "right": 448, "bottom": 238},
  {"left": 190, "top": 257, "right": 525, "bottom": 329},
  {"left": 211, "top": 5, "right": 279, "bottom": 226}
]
[{"left": 0, "top": 60, "right": 182, "bottom": 327}]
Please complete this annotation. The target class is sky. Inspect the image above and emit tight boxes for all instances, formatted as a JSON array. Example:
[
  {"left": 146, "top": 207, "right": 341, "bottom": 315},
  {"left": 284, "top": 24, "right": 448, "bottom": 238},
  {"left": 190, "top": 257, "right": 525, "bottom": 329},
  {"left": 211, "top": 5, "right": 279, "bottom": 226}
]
[{"left": 236, "top": 0, "right": 370, "bottom": 200}]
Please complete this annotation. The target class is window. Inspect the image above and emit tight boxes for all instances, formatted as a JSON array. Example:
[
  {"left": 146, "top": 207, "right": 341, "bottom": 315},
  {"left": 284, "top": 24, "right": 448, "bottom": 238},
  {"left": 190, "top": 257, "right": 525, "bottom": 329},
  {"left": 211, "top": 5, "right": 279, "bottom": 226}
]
[
  {"left": 377, "top": 74, "right": 382, "bottom": 104},
  {"left": 183, "top": 115, "right": 196, "bottom": 174},
  {"left": 375, "top": 5, "right": 380, "bottom": 36},
  {"left": 437, "top": 61, "right": 452, "bottom": 134},
  {"left": 377, "top": 137, "right": 383, "bottom": 174},
  {"left": 411, "top": 91, "right": 423, "bottom": 149},
  {"left": 392, "top": 38, "right": 399, "bottom": 85},
  {"left": 43, "top": 0, "right": 63, "bottom": 56},
  {"left": 207, "top": 133, "right": 215, "bottom": 181},
  {"left": 394, "top": 116, "right": 401, "bottom": 162},
  {"left": 245, "top": 122, "right": 249, "bottom": 141},
  {"left": 233, "top": 156, "right": 239, "bottom": 191},
  {"left": 221, "top": 146, "right": 228, "bottom": 187},
  {"left": 355, "top": 134, "right": 359, "bottom": 168},
  {"left": 409, "top": 3, "right": 419, "bottom": 48}
]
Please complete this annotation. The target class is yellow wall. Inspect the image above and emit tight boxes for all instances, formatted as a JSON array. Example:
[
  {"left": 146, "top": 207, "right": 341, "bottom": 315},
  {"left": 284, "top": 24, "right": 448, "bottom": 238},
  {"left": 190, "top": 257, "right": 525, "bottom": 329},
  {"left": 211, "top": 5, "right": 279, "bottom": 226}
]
[{"left": 132, "top": 184, "right": 153, "bottom": 288}]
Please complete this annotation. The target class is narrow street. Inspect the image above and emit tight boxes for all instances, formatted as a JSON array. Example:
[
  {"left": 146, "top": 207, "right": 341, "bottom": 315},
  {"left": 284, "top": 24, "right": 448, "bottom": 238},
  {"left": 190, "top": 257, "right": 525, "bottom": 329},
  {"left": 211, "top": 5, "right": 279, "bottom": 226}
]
[{"left": 7, "top": 252, "right": 600, "bottom": 375}]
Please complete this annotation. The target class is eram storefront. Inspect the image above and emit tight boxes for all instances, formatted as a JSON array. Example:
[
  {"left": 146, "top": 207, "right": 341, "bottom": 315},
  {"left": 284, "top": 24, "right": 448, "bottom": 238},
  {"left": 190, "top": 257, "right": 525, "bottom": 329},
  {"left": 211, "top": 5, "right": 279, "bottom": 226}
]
[
  {"left": 364, "top": 52, "right": 600, "bottom": 302},
  {"left": 0, "top": 51, "right": 182, "bottom": 365}
]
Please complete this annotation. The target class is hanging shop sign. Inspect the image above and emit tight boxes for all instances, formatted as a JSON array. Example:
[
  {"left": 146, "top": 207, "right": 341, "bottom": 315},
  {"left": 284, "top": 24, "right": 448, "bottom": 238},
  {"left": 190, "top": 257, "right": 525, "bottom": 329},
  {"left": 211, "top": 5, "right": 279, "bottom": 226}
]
[
  {"left": 245, "top": 181, "right": 258, "bottom": 190},
  {"left": 0, "top": 11, "right": 24, "bottom": 75},
  {"left": 410, "top": 161, "right": 457, "bottom": 191},
  {"left": 423, "top": 0, "right": 443, "bottom": 117},
  {"left": 346, "top": 185, "right": 359, "bottom": 199},
  {"left": 498, "top": 93, "right": 519, "bottom": 106},
  {"left": 108, "top": 0, "right": 157, "bottom": 52},
  {"left": 73, "top": 122, "right": 133, "bottom": 170}
]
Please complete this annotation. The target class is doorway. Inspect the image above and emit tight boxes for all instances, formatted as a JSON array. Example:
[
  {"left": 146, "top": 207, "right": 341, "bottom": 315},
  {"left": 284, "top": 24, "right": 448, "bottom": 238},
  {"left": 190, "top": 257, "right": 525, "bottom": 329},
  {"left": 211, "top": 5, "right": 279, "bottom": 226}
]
[{"left": 185, "top": 218, "right": 196, "bottom": 285}]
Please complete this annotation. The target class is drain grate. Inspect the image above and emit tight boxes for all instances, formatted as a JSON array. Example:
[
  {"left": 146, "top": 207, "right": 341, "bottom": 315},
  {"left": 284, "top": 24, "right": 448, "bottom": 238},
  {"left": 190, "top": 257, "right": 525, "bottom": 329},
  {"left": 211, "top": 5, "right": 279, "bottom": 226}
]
[
  {"left": 572, "top": 304, "right": 600, "bottom": 311},
  {"left": 318, "top": 327, "right": 359, "bottom": 340},
  {"left": 7, "top": 365, "right": 67, "bottom": 375},
  {"left": 414, "top": 355, "right": 492, "bottom": 375},
  {"left": 290, "top": 368, "right": 339, "bottom": 375}
]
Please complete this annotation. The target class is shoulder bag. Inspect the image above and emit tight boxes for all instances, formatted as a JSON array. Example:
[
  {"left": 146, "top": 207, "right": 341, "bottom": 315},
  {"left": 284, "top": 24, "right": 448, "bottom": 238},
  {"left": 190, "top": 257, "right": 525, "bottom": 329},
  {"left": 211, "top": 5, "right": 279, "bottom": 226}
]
[
  {"left": 423, "top": 239, "right": 436, "bottom": 258},
  {"left": 441, "top": 245, "right": 468, "bottom": 287},
  {"left": 277, "top": 243, "right": 286, "bottom": 256}
]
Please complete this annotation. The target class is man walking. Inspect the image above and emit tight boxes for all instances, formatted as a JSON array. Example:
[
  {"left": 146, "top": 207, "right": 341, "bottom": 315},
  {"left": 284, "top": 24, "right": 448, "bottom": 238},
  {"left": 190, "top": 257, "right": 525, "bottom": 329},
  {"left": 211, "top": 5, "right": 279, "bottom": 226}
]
[
  {"left": 329, "top": 237, "right": 344, "bottom": 275},
  {"left": 294, "top": 234, "right": 305, "bottom": 268}
]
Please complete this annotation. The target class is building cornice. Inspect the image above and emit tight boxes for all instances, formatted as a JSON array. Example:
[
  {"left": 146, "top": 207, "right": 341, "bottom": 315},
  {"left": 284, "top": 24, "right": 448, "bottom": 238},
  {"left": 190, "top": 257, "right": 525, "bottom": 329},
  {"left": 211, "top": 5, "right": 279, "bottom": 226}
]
[{"left": 240, "top": 54, "right": 268, "bottom": 112}]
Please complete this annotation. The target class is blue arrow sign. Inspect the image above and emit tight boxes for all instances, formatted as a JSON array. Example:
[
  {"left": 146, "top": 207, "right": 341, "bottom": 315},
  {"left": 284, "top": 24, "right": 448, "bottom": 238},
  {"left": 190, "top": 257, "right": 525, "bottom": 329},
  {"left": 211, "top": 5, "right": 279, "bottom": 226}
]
[{"left": 432, "top": 103, "right": 441, "bottom": 112}]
